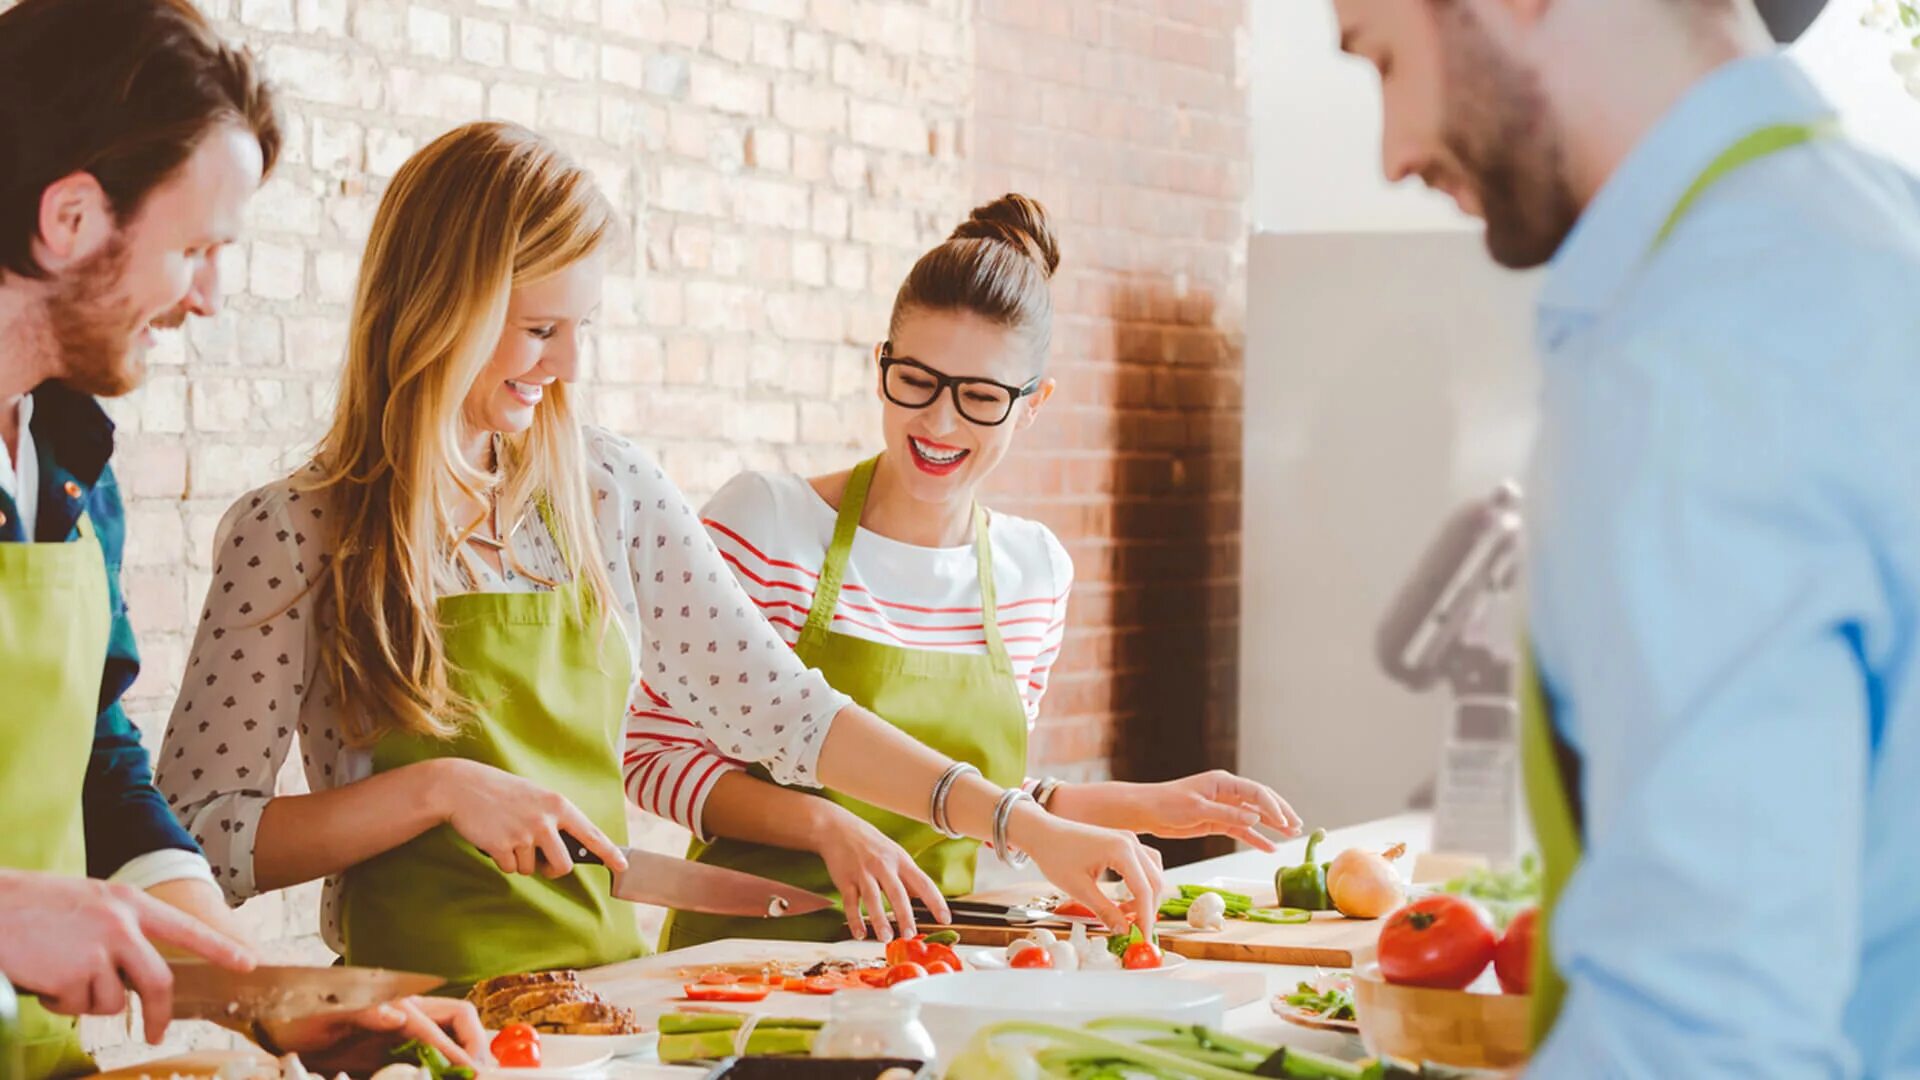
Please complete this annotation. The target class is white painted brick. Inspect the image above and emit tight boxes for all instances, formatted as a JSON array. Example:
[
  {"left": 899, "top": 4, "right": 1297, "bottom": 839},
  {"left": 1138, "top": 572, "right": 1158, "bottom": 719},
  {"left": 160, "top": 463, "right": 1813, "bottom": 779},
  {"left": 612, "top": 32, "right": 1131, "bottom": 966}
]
[
  {"left": 708, "top": 343, "right": 747, "bottom": 389},
  {"left": 734, "top": 0, "right": 805, "bottom": 17},
  {"left": 213, "top": 244, "right": 249, "bottom": 311},
  {"left": 137, "top": 375, "right": 188, "bottom": 435},
  {"left": 812, "top": 190, "right": 850, "bottom": 238},
  {"left": 283, "top": 315, "right": 349, "bottom": 372},
  {"left": 730, "top": 176, "right": 809, "bottom": 228},
  {"left": 552, "top": 32, "right": 597, "bottom": 80},
  {"left": 406, "top": 5, "right": 453, "bottom": 59},
  {"left": 248, "top": 240, "right": 305, "bottom": 300},
  {"left": 645, "top": 53, "right": 690, "bottom": 98},
  {"left": 488, "top": 83, "right": 541, "bottom": 128},
  {"left": 708, "top": 123, "right": 746, "bottom": 173},
  {"left": 850, "top": 100, "right": 928, "bottom": 154},
  {"left": 296, "top": 0, "right": 347, "bottom": 34},
  {"left": 709, "top": 12, "right": 751, "bottom": 62},
  {"left": 709, "top": 233, "right": 746, "bottom": 277},
  {"left": 646, "top": 281, "right": 684, "bottom": 329},
  {"left": 791, "top": 29, "right": 828, "bottom": 74},
  {"left": 365, "top": 128, "right": 418, "bottom": 178},
  {"left": 249, "top": 176, "right": 324, "bottom": 235},
  {"left": 461, "top": 17, "right": 507, "bottom": 65},
  {"left": 809, "top": 0, "right": 853, "bottom": 36},
  {"left": 671, "top": 225, "right": 712, "bottom": 271},
  {"left": 791, "top": 239, "right": 828, "bottom": 286},
  {"left": 656, "top": 165, "right": 723, "bottom": 216},
  {"left": 123, "top": 504, "right": 184, "bottom": 566},
  {"left": 850, "top": 202, "right": 913, "bottom": 246},
  {"left": 309, "top": 117, "right": 363, "bottom": 175},
  {"left": 275, "top": 113, "right": 309, "bottom": 169},
  {"left": 750, "top": 21, "right": 791, "bottom": 68},
  {"left": 189, "top": 442, "right": 284, "bottom": 499},
  {"left": 745, "top": 127, "right": 791, "bottom": 173},
  {"left": 599, "top": 0, "right": 665, "bottom": 37},
  {"left": 238, "top": 0, "right": 295, "bottom": 31},
  {"left": 598, "top": 333, "right": 664, "bottom": 384},
  {"left": 791, "top": 134, "right": 829, "bottom": 183},
  {"left": 351, "top": 0, "right": 407, "bottom": 53},
  {"left": 539, "top": 86, "right": 600, "bottom": 138},
  {"left": 663, "top": 5, "right": 707, "bottom": 48},
  {"left": 765, "top": 291, "right": 843, "bottom": 343},
  {"left": 186, "top": 307, "right": 240, "bottom": 368},
  {"left": 601, "top": 43, "right": 645, "bottom": 90},
  {"left": 263, "top": 45, "right": 376, "bottom": 109},
  {"left": 772, "top": 84, "right": 844, "bottom": 133},
  {"left": 683, "top": 281, "right": 757, "bottom": 332},
  {"left": 389, "top": 68, "right": 484, "bottom": 119},
  {"left": 727, "top": 399, "right": 797, "bottom": 444},
  {"left": 689, "top": 62, "right": 768, "bottom": 116},
  {"left": 830, "top": 145, "right": 868, "bottom": 190},
  {"left": 601, "top": 274, "right": 641, "bottom": 329},
  {"left": 667, "top": 111, "right": 708, "bottom": 158},
  {"left": 325, "top": 191, "right": 379, "bottom": 240},
  {"left": 509, "top": 22, "right": 550, "bottom": 73},
  {"left": 473, "top": 0, "right": 515, "bottom": 9},
  {"left": 664, "top": 336, "right": 708, "bottom": 385},
  {"left": 830, "top": 243, "right": 869, "bottom": 291}
]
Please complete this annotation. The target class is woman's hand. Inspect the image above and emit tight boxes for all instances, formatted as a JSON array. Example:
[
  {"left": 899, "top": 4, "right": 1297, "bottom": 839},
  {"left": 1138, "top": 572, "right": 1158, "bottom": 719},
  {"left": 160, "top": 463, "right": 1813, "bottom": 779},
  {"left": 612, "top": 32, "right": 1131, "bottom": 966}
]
[
  {"left": 258, "top": 997, "right": 486, "bottom": 1075},
  {"left": 428, "top": 759, "right": 628, "bottom": 878},
  {"left": 1009, "top": 809, "right": 1168, "bottom": 933},
  {"left": 1050, "top": 771, "right": 1304, "bottom": 851},
  {"left": 814, "top": 805, "right": 950, "bottom": 943}
]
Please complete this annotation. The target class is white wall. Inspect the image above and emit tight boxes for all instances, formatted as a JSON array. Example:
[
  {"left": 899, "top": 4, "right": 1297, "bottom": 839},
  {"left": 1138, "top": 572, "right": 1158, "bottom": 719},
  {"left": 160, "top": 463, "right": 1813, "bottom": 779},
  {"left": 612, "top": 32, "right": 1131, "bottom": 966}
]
[{"left": 1249, "top": 0, "right": 1920, "bottom": 237}]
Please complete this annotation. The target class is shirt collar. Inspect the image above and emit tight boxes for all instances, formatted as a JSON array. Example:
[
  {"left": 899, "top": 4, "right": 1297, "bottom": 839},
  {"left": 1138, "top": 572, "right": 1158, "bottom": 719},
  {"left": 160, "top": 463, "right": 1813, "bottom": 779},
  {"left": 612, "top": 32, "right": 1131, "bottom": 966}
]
[
  {"left": 28, "top": 380, "right": 115, "bottom": 491},
  {"left": 1537, "top": 52, "right": 1838, "bottom": 325}
]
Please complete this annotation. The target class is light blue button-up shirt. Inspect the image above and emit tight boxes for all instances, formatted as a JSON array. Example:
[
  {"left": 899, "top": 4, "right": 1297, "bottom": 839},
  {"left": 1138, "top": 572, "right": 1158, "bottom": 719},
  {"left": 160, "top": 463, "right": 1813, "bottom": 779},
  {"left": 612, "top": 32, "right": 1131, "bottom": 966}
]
[{"left": 1526, "top": 54, "right": 1920, "bottom": 1078}]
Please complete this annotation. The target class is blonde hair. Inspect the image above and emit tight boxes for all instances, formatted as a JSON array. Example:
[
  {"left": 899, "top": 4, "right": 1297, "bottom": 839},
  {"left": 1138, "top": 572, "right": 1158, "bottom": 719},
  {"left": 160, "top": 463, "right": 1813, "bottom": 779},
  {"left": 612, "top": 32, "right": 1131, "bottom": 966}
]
[{"left": 302, "top": 121, "right": 616, "bottom": 744}]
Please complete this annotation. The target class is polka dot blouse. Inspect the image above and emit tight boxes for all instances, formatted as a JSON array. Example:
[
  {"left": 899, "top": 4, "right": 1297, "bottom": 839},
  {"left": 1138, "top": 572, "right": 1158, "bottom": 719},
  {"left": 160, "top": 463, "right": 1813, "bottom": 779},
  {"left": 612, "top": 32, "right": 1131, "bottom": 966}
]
[{"left": 154, "top": 427, "right": 851, "bottom": 952}]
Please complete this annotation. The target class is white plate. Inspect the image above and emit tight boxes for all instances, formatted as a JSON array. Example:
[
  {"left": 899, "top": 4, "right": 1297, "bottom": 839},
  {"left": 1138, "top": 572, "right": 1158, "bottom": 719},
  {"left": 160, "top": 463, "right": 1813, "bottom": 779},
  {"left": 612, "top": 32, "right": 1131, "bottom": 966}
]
[
  {"left": 958, "top": 944, "right": 1187, "bottom": 973},
  {"left": 893, "top": 970, "right": 1223, "bottom": 1063}
]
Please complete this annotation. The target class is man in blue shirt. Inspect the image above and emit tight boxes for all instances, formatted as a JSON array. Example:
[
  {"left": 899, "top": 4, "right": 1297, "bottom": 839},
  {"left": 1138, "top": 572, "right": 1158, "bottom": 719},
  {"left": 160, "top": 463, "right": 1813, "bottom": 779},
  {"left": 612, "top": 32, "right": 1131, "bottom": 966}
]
[{"left": 1331, "top": 0, "right": 1918, "bottom": 1075}]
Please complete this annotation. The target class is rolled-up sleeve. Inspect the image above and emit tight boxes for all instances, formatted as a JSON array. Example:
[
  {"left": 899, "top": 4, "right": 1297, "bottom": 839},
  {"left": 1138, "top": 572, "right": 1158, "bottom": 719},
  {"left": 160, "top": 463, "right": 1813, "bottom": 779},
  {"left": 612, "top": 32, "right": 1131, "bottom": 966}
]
[
  {"left": 591, "top": 431, "right": 849, "bottom": 787},
  {"left": 1528, "top": 327, "right": 1875, "bottom": 1079},
  {"left": 155, "top": 486, "right": 313, "bottom": 906}
]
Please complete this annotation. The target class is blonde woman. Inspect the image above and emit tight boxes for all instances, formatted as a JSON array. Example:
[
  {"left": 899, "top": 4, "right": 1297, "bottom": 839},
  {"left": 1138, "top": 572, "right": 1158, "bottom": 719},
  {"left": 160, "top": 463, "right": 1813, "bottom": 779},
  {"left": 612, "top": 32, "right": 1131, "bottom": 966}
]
[
  {"left": 628, "top": 195, "right": 1301, "bottom": 950},
  {"left": 155, "top": 123, "right": 1163, "bottom": 986}
]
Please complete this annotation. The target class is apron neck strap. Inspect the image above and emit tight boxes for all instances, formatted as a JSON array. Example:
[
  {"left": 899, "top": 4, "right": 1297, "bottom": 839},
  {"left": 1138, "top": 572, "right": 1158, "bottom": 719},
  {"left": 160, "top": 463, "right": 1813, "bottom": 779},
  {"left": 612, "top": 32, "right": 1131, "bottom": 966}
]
[
  {"left": 803, "top": 456, "right": 1010, "bottom": 672},
  {"left": 1653, "top": 120, "right": 1834, "bottom": 249}
]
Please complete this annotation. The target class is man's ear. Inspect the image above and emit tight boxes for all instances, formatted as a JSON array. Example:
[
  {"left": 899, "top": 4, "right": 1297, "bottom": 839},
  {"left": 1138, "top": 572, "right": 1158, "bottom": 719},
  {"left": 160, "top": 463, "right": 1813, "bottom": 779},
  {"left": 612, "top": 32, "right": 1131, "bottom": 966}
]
[{"left": 32, "top": 171, "right": 117, "bottom": 273}]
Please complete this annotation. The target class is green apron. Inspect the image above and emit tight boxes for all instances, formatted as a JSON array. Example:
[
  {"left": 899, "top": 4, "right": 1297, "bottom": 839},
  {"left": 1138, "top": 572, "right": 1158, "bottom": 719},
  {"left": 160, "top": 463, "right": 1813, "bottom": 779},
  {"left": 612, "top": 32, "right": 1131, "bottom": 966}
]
[
  {"left": 1521, "top": 120, "right": 1831, "bottom": 1045},
  {"left": 0, "top": 514, "right": 110, "bottom": 1080},
  {"left": 662, "top": 455, "right": 1030, "bottom": 949},
  {"left": 340, "top": 517, "right": 647, "bottom": 988}
]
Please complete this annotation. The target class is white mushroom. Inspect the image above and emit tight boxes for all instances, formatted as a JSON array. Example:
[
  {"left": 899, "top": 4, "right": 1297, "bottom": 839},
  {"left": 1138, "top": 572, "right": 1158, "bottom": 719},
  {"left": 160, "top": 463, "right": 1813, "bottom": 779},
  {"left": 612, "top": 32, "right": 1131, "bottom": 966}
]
[{"left": 1186, "top": 890, "right": 1228, "bottom": 931}]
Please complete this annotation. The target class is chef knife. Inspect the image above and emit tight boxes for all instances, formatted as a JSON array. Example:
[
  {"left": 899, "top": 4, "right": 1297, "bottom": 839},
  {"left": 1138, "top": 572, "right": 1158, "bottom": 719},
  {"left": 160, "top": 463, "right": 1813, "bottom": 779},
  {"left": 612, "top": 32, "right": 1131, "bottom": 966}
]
[
  {"left": 561, "top": 832, "right": 836, "bottom": 918},
  {"left": 168, "top": 962, "right": 443, "bottom": 1025}
]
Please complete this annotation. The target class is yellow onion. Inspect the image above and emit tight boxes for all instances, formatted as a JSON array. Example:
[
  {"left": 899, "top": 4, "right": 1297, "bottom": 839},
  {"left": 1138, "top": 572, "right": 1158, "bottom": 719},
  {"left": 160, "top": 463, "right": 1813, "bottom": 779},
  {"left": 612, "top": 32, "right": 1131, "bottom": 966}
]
[{"left": 1327, "top": 842, "right": 1407, "bottom": 918}]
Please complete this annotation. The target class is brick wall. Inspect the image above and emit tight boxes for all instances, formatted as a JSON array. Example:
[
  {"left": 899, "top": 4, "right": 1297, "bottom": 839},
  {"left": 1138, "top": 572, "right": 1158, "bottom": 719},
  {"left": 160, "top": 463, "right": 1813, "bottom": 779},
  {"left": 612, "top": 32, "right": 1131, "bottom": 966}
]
[
  {"left": 0, "top": 0, "right": 1248, "bottom": 1060},
  {"left": 972, "top": 0, "right": 1250, "bottom": 866}
]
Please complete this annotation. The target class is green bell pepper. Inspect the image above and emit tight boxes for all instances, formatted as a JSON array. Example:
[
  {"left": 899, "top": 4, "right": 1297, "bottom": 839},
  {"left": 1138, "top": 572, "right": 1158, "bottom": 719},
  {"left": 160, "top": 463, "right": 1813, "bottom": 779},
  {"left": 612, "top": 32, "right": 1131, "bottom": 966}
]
[{"left": 1276, "top": 828, "right": 1332, "bottom": 911}]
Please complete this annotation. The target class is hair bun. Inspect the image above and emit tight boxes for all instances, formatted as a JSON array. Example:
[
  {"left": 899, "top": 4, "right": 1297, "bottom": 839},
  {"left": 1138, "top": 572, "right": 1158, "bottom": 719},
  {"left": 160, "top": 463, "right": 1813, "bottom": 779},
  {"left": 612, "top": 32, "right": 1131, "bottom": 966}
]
[{"left": 950, "top": 193, "right": 1059, "bottom": 279}]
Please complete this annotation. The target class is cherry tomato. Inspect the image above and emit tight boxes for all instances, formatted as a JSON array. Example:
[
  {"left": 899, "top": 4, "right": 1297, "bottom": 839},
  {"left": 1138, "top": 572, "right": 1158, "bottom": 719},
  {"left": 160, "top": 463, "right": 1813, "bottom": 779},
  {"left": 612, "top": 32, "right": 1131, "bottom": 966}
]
[
  {"left": 921, "top": 942, "right": 962, "bottom": 972},
  {"left": 490, "top": 1029, "right": 542, "bottom": 1069},
  {"left": 1494, "top": 908, "right": 1538, "bottom": 995},
  {"left": 857, "top": 968, "right": 892, "bottom": 988},
  {"left": 697, "top": 970, "right": 739, "bottom": 985},
  {"left": 1009, "top": 944, "right": 1053, "bottom": 969},
  {"left": 683, "top": 982, "right": 774, "bottom": 1003},
  {"left": 885, "top": 936, "right": 931, "bottom": 967},
  {"left": 802, "top": 975, "right": 849, "bottom": 994},
  {"left": 1121, "top": 941, "right": 1164, "bottom": 970},
  {"left": 883, "top": 962, "right": 929, "bottom": 987},
  {"left": 924, "top": 960, "right": 955, "bottom": 975},
  {"left": 1053, "top": 900, "right": 1099, "bottom": 920},
  {"left": 1377, "top": 895, "right": 1498, "bottom": 990}
]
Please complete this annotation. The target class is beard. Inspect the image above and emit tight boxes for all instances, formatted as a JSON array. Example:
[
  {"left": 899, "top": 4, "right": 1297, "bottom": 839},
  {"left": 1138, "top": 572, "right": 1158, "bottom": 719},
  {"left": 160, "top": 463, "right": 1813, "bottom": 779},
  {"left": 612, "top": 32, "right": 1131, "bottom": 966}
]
[
  {"left": 43, "top": 236, "right": 153, "bottom": 398},
  {"left": 1433, "top": 2, "right": 1581, "bottom": 270}
]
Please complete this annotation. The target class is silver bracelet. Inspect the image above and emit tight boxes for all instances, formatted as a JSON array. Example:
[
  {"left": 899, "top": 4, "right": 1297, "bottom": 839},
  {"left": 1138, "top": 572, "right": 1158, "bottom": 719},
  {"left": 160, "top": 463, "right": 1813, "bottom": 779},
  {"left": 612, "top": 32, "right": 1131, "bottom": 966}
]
[
  {"left": 991, "top": 788, "right": 1035, "bottom": 867},
  {"left": 1032, "top": 776, "right": 1065, "bottom": 810},
  {"left": 930, "top": 762, "right": 980, "bottom": 838}
]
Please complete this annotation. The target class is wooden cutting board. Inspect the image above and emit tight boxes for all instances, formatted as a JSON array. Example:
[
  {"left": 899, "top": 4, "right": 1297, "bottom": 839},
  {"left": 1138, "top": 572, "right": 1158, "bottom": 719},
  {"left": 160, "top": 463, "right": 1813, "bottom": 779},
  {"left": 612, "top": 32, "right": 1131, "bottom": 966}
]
[
  {"left": 95, "top": 1050, "right": 273, "bottom": 1079},
  {"left": 932, "top": 881, "right": 1383, "bottom": 968}
]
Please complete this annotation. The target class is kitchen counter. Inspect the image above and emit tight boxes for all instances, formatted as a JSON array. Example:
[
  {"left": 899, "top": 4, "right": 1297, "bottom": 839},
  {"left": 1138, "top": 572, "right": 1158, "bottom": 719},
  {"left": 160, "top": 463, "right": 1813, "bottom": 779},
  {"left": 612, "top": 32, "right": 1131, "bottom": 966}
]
[{"left": 592, "top": 811, "right": 1435, "bottom": 1076}]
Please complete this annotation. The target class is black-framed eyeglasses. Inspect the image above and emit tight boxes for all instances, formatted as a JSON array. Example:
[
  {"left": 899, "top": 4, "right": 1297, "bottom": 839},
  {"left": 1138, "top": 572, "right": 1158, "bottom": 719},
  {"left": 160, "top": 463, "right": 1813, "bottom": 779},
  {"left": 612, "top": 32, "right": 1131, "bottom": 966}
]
[{"left": 878, "top": 342, "right": 1042, "bottom": 427}]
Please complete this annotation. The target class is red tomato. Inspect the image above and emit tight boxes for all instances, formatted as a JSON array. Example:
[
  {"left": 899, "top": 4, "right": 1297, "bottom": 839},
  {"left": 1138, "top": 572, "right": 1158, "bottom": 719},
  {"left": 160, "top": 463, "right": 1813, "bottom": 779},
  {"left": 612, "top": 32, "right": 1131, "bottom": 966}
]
[
  {"left": 1121, "top": 941, "right": 1163, "bottom": 970},
  {"left": 883, "top": 962, "right": 929, "bottom": 987},
  {"left": 924, "top": 960, "right": 955, "bottom": 975},
  {"left": 885, "top": 937, "right": 931, "bottom": 967},
  {"left": 490, "top": 1029, "right": 541, "bottom": 1069},
  {"left": 683, "top": 982, "right": 774, "bottom": 1003},
  {"left": 1009, "top": 945, "right": 1053, "bottom": 969},
  {"left": 1052, "top": 900, "right": 1099, "bottom": 921},
  {"left": 1377, "top": 895, "right": 1498, "bottom": 990},
  {"left": 1494, "top": 908, "right": 1538, "bottom": 994},
  {"left": 802, "top": 975, "right": 849, "bottom": 995},
  {"left": 782, "top": 976, "right": 809, "bottom": 993},
  {"left": 857, "top": 968, "right": 892, "bottom": 988},
  {"left": 922, "top": 942, "right": 962, "bottom": 972},
  {"left": 697, "top": 970, "right": 739, "bottom": 985}
]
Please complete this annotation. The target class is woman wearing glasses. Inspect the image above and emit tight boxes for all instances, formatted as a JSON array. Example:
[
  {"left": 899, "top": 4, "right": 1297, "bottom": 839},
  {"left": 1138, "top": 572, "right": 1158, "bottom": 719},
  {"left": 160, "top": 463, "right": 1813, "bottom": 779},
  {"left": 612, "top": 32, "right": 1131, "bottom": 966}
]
[{"left": 634, "top": 195, "right": 1303, "bottom": 950}]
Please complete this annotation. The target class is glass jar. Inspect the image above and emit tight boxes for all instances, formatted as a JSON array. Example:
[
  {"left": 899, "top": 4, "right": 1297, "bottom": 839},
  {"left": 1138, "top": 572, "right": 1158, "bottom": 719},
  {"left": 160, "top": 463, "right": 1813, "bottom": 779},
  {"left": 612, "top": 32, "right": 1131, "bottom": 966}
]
[{"left": 811, "top": 991, "right": 937, "bottom": 1062}]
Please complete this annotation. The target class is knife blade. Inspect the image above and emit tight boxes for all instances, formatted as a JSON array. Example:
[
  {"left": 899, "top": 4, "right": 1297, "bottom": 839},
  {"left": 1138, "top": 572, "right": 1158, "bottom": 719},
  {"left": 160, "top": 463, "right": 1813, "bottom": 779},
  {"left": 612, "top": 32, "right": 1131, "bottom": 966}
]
[
  {"left": 562, "top": 832, "right": 836, "bottom": 918},
  {"left": 168, "top": 962, "right": 443, "bottom": 1025},
  {"left": 912, "top": 900, "right": 1091, "bottom": 927}
]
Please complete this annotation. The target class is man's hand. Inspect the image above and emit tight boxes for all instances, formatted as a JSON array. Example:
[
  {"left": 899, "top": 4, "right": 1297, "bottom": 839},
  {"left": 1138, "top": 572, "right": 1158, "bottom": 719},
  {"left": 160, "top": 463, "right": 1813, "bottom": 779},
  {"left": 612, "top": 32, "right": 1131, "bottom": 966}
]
[
  {"left": 259, "top": 998, "right": 486, "bottom": 1076},
  {"left": 0, "top": 870, "right": 254, "bottom": 1044}
]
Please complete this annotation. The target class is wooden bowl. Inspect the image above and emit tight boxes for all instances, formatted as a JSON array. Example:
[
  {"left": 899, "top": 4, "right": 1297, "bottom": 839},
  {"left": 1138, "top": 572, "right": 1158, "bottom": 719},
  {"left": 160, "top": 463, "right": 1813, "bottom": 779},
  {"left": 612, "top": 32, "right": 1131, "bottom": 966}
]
[{"left": 1350, "top": 964, "right": 1532, "bottom": 1070}]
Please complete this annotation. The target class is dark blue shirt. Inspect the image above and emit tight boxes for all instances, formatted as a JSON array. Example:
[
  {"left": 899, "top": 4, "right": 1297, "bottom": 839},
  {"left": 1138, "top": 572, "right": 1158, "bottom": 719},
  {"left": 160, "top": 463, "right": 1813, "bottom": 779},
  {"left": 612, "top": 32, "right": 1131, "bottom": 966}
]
[{"left": 1, "top": 381, "right": 200, "bottom": 877}]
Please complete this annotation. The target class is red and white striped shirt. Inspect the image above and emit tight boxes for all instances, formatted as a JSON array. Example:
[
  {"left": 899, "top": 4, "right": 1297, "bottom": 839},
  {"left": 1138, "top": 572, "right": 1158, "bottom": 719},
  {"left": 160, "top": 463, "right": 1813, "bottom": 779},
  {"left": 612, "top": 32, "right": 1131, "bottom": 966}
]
[{"left": 624, "top": 469, "right": 1073, "bottom": 838}]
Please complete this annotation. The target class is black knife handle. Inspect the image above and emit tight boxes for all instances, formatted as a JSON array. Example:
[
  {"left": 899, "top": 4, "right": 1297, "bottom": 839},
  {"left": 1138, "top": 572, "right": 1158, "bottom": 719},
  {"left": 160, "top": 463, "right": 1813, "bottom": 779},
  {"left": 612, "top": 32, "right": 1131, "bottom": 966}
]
[{"left": 559, "top": 830, "right": 606, "bottom": 867}]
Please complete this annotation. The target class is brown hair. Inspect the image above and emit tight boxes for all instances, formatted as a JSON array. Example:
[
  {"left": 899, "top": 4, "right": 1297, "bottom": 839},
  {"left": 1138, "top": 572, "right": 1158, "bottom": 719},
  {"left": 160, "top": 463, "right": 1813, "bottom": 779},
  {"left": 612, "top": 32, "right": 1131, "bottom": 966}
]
[
  {"left": 890, "top": 193, "right": 1060, "bottom": 366},
  {"left": 0, "top": 0, "right": 281, "bottom": 280}
]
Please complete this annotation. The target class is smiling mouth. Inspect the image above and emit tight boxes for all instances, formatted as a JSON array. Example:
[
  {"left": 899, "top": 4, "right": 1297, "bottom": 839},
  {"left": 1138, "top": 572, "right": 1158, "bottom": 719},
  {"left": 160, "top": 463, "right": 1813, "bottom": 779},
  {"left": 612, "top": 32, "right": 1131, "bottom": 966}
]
[
  {"left": 506, "top": 379, "right": 546, "bottom": 406},
  {"left": 908, "top": 435, "right": 969, "bottom": 474}
]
